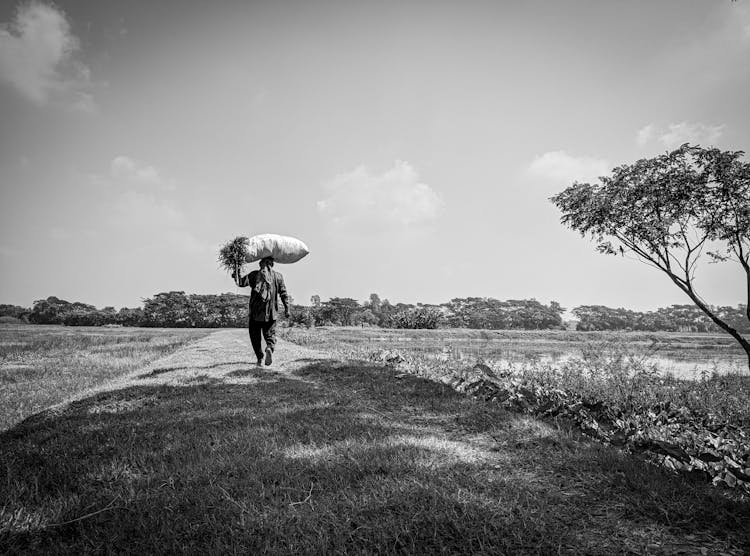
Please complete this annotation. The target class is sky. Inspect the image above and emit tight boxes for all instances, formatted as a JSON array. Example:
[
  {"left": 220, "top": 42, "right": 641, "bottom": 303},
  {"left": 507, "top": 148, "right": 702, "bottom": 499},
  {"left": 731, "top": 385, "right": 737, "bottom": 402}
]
[{"left": 1, "top": 0, "right": 749, "bottom": 314}]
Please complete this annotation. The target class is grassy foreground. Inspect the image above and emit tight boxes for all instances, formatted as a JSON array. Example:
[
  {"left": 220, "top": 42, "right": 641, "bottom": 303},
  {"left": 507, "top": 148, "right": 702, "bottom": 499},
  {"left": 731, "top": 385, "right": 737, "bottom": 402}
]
[
  {"left": 0, "top": 325, "right": 212, "bottom": 430},
  {"left": 2, "top": 352, "right": 748, "bottom": 554}
]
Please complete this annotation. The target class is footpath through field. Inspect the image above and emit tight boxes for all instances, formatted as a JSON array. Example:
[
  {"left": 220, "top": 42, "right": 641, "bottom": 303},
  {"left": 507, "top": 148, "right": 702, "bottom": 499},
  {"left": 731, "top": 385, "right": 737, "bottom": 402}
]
[
  {"left": 108, "top": 329, "right": 330, "bottom": 390},
  {"left": 2, "top": 329, "right": 749, "bottom": 555}
]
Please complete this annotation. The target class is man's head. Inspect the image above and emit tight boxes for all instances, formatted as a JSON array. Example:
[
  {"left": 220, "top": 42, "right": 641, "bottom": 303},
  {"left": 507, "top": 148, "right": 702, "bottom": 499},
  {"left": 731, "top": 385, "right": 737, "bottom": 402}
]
[{"left": 259, "top": 257, "right": 274, "bottom": 268}]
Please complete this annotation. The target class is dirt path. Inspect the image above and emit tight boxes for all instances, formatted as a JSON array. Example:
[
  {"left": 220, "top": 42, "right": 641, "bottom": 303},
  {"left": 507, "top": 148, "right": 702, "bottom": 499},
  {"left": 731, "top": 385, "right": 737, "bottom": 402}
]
[
  {"left": 129, "top": 330, "right": 329, "bottom": 385},
  {"left": 58, "top": 329, "right": 332, "bottom": 407}
]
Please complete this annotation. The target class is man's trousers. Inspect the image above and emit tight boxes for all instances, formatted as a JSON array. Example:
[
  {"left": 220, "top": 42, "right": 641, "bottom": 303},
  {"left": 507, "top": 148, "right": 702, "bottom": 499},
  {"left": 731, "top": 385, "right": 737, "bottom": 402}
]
[{"left": 248, "top": 320, "right": 276, "bottom": 360}]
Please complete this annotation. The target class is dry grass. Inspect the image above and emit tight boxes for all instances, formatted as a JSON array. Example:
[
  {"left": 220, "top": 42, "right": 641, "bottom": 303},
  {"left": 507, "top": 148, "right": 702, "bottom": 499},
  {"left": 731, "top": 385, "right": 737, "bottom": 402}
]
[{"left": 0, "top": 325, "right": 212, "bottom": 430}]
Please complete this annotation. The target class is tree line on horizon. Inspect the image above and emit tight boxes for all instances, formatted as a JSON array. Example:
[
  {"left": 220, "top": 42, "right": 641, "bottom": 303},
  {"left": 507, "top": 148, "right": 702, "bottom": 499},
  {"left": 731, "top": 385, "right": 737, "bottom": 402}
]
[{"left": 1, "top": 294, "right": 747, "bottom": 333}]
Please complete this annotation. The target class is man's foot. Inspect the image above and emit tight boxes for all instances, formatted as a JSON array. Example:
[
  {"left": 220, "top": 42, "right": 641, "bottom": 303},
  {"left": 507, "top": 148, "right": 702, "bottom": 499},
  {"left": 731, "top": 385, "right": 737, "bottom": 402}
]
[
  {"left": 256, "top": 358, "right": 263, "bottom": 367},
  {"left": 264, "top": 347, "right": 273, "bottom": 366}
]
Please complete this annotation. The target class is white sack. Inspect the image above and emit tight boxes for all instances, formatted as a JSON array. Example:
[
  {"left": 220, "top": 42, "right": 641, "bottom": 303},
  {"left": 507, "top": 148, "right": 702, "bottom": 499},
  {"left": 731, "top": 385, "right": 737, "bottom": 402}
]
[{"left": 245, "top": 234, "right": 309, "bottom": 264}]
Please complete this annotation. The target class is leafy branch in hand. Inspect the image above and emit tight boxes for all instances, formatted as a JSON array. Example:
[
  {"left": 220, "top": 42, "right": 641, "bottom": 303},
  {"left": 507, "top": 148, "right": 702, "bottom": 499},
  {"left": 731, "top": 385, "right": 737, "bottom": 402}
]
[{"left": 218, "top": 236, "right": 250, "bottom": 286}]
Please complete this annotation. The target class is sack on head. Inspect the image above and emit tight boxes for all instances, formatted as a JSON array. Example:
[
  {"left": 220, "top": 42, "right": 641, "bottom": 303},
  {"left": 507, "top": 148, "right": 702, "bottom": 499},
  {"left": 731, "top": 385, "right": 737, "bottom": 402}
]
[{"left": 245, "top": 234, "right": 309, "bottom": 264}]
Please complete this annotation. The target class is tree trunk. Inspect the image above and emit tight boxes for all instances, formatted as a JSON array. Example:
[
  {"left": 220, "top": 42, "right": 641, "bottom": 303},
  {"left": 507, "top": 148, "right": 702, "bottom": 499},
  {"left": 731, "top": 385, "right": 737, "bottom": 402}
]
[{"left": 668, "top": 274, "right": 750, "bottom": 370}]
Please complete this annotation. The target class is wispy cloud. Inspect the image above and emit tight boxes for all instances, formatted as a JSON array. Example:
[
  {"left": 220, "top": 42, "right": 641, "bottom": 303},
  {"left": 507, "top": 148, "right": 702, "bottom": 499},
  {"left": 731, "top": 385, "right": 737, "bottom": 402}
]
[
  {"left": 106, "top": 190, "right": 210, "bottom": 254},
  {"left": 636, "top": 125, "right": 655, "bottom": 147},
  {"left": 636, "top": 122, "right": 725, "bottom": 149},
  {"left": 317, "top": 160, "right": 444, "bottom": 238},
  {"left": 110, "top": 156, "right": 176, "bottom": 190},
  {"left": 0, "top": 1, "right": 96, "bottom": 110},
  {"left": 527, "top": 151, "right": 610, "bottom": 184},
  {"left": 730, "top": 2, "right": 750, "bottom": 45},
  {"left": 111, "top": 190, "right": 184, "bottom": 228}
]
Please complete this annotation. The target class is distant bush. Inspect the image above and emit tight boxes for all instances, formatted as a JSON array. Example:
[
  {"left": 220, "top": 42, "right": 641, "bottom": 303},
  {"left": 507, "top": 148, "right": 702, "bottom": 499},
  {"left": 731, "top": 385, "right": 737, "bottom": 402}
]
[
  {"left": 0, "top": 316, "right": 25, "bottom": 325},
  {"left": 0, "top": 304, "right": 29, "bottom": 321},
  {"left": 390, "top": 306, "right": 443, "bottom": 329},
  {"left": 574, "top": 304, "right": 750, "bottom": 333}
]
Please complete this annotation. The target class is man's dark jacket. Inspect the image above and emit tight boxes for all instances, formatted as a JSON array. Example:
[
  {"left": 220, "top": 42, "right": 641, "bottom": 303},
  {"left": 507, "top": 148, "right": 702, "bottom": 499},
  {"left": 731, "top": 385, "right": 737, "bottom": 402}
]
[{"left": 238, "top": 269, "right": 289, "bottom": 322}]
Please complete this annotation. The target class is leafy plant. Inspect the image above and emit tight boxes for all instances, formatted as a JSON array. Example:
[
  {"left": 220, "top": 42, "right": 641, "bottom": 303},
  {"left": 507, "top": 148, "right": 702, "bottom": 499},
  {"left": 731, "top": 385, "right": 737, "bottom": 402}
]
[{"left": 218, "top": 236, "right": 250, "bottom": 285}]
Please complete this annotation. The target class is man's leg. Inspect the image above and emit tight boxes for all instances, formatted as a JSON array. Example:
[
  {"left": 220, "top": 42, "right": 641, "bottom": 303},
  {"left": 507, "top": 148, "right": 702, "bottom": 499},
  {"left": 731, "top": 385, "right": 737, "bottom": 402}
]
[
  {"left": 262, "top": 320, "right": 277, "bottom": 365},
  {"left": 248, "top": 321, "right": 264, "bottom": 365}
]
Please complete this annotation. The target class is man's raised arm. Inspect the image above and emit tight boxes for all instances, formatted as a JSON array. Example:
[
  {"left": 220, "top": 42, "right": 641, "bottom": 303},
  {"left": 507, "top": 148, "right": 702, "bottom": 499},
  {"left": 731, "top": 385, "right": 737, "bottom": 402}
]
[{"left": 233, "top": 270, "right": 251, "bottom": 288}]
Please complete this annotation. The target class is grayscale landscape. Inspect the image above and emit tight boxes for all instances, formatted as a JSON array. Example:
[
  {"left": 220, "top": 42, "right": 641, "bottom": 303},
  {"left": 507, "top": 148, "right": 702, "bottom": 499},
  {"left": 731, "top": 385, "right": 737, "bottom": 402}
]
[{"left": 1, "top": 1, "right": 749, "bottom": 554}]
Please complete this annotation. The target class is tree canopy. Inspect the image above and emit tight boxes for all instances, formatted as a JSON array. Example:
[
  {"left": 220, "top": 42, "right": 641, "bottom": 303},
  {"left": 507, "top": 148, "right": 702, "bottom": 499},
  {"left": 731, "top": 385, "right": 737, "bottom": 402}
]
[{"left": 551, "top": 144, "right": 750, "bottom": 364}]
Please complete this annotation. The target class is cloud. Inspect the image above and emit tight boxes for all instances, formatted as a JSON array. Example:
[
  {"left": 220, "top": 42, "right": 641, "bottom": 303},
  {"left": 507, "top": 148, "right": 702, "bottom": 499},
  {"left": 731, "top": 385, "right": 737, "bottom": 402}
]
[
  {"left": 636, "top": 124, "right": 654, "bottom": 147},
  {"left": 164, "top": 230, "right": 213, "bottom": 255},
  {"left": 527, "top": 151, "right": 610, "bottom": 184},
  {"left": 658, "top": 122, "right": 725, "bottom": 149},
  {"left": 636, "top": 122, "right": 725, "bottom": 150},
  {"left": 730, "top": 2, "right": 750, "bottom": 45},
  {"left": 106, "top": 191, "right": 212, "bottom": 255},
  {"left": 110, "top": 156, "right": 175, "bottom": 189},
  {"left": 111, "top": 190, "right": 185, "bottom": 229},
  {"left": 0, "top": 1, "right": 96, "bottom": 109},
  {"left": 317, "top": 160, "right": 444, "bottom": 237},
  {"left": 70, "top": 91, "right": 96, "bottom": 113}
]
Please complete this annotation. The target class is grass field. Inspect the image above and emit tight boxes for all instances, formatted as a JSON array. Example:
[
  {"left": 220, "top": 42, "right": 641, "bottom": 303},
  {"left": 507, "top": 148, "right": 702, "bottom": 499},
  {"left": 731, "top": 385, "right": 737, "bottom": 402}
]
[
  {"left": 2, "top": 331, "right": 749, "bottom": 554},
  {"left": 280, "top": 326, "right": 750, "bottom": 426},
  {"left": 280, "top": 326, "right": 749, "bottom": 377},
  {"left": 1, "top": 325, "right": 749, "bottom": 554},
  {"left": 0, "top": 324, "right": 212, "bottom": 430}
]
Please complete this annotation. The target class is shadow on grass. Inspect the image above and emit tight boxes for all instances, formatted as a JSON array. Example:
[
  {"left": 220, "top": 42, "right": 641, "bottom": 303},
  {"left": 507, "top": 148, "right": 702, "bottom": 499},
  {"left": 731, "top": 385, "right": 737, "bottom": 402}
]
[
  {"left": 137, "top": 361, "right": 250, "bottom": 379},
  {"left": 225, "top": 368, "right": 284, "bottom": 379},
  {"left": 1, "top": 360, "right": 748, "bottom": 554}
]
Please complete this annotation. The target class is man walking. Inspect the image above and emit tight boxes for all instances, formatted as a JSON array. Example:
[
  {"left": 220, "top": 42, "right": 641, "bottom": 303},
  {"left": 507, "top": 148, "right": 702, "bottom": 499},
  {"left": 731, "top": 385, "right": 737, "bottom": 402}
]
[{"left": 234, "top": 257, "right": 290, "bottom": 366}]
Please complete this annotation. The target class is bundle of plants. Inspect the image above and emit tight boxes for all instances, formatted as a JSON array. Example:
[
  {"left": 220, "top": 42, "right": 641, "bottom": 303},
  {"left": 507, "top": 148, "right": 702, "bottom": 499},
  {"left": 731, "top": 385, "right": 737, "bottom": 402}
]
[{"left": 218, "top": 236, "right": 250, "bottom": 285}]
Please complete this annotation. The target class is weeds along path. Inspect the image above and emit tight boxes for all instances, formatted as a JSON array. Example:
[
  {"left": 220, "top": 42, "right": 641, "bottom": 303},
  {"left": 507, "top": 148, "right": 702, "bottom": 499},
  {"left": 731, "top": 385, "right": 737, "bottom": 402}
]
[{"left": 2, "top": 330, "right": 749, "bottom": 554}]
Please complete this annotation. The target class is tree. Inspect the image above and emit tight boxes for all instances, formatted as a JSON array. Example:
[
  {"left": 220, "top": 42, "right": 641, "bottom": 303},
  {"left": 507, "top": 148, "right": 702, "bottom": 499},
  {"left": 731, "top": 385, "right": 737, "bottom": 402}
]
[
  {"left": 29, "top": 296, "right": 72, "bottom": 324},
  {"left": 358, "top": 308, "right": 379, "bottom": 327},
  {"left": 551, "top": 144, "right": 750, "bottom": 366},
  {"left": 323, "top": 297, "right": 361, "bottom": 326},
  {"left": 0, "top": 304, "right": 29, "bottom": 321},
  {"left": 377, "top": 299, "right": 394, "bottom": 327},
  {"left": 117, "top": 307, "right": 145, "bottom": 327},
  {"left": 391, "top": 306, "right": 443, "bottom": 329},
  {"left": 288, "top": 304, "right": 314, "bottom": 328},
  {"left": 142, "top": 291, "right": 196, "bottom": 327},
  {"left": 366, "top": 293, "right": 382, "bottom": 314}
]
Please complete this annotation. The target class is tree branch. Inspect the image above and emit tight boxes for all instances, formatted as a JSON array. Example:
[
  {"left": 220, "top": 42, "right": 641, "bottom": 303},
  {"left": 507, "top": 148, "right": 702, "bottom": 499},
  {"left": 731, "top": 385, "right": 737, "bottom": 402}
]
[{"left": 614, "top": 233, "right": 669, "bottom": 274}]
